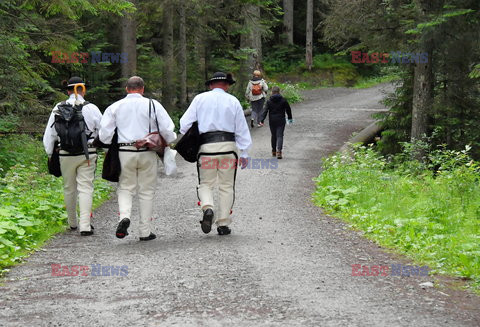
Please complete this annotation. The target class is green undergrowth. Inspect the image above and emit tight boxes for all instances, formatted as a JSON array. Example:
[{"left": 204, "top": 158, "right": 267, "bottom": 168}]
[
  {"left": 0, "top": 134, "right": 46, "bottom": 177},
  {"left": 267, "top": 53, "right": 359, "bottom": 88},
  {"left": 264, "top": 52, "right": 399, "bottom": 97},
  {"left": 0, "top": 135, "right": 112, "bottom": 275},
  {"left": 354, "top": 74, "right": 401, "bottom": 89},
  {"left": 313, "top": 144, "right": 480, "bottom": 290},
  {"left": 169, "top": 110, "right": 183, "bottom": 133},
  {"left": 268, "top": 82, "right": 304, "bottom": 104}
]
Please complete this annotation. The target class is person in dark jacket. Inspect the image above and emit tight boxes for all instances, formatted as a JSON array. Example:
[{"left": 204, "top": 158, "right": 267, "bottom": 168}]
[{"left": 261, "top": 86, "right": 293, "bottom": 159}]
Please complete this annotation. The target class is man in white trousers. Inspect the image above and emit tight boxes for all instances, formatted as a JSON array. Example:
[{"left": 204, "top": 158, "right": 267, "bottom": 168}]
[
  {"left": 43, "top": 76, "right": 102, "bottom": 236},
  {"left": 99, "top": 76, "right": 176, "bottom": 241},
  {"left": 180, "top": 72, "right": 252, "bottom": 235}
]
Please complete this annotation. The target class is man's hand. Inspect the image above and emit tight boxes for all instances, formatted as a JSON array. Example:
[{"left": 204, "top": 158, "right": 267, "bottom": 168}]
[{"left": 238, "top": 157, "right": 248, "bottom": 169}]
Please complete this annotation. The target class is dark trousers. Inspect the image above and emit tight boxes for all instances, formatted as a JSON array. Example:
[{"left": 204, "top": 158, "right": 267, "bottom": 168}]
[
  {"left": 251, "top": 98, "right": 265, "bottom": 124},
  {"left": 269, "top": 120, "right": 286, "bottom": 152}
]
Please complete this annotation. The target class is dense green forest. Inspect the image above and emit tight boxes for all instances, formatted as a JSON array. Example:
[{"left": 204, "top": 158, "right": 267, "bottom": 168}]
[
  {"left": 0, "top": 0, "right": 479, "bottom": 283},
  {"left": 1, "top": 0, "right": 479, "bottom": 156}
]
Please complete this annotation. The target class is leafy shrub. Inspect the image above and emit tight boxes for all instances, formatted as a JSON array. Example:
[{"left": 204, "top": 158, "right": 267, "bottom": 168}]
[
  {"left": 354, "top": 74, "right": 400, "bottom": 89},
  {"left": 267, "top": 53, "right": 360, "bottom": 87},
  {"left": 0, "top": 137, "right": 112, "bottom": 274},
  {"left": 374, "top": 71, "right": 414, "bottom": 155},
  {"left": 0, "top": 164, "right": 67, "bottom": 269},
  {"left": 0, "top": 115, "right": 20, "bottom": 133},
  {"left": 169, "top": 110, "right": 185, "bottom": 133},
  {"left": 268, "top": 82, "right": 303, "bottom": 104},
  {"left": 311, "top": 53, "right": 354, "bottom": 71},
  {"left": 313, "top": 144, "right": 480, "bottom": 289},
  {"left": 0, "top": 134, "right": 46, "bottom": 177},
  {"left": 263, "top": 44, "right": 305, "bottom": 75}
]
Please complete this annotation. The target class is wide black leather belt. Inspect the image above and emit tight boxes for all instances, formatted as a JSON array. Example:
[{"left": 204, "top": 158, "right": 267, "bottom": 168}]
[
  {"left": 59, "top": 150, "right": 97, "bottom": 156},
  {"left": 200, "top": 131, "right": 235, "bottom": 145},
  {"left": 118, "top": 144, "right": 148, "bottom": 152}
]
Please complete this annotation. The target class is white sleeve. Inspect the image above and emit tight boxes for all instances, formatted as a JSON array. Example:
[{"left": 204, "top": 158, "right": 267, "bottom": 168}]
[
  {"left": 43, "top": 110, "right": 58, "bottom": 156},
  {"left": 179, "top": 97, "right": 198, "bottom": 134},
  {"left": 153, "top": 100, "right": 177, "bottom": 143},
  {"left": 84, "top": 103, "right": 102, "bottom": 138},
  {"left": 263, "top": 80, "right": 268, "bottom": 92},
  {"left": 234, "top": 100, "right": 252, "bottom": 158},
  {"left": 99, "top": 105, "right": 116, "bottom": 144}
]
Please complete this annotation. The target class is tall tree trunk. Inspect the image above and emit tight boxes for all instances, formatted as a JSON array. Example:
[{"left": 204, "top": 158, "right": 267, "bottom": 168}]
[
  {"left": 194, "top": 20, "right": 207, "bottom": 92},
  {"left": 243, "top": 4, "right": 262, "bottom": 73},
  {"left": 162, "top": 0, "right": 175, "bottom": 112},
  {"left": 179, "top": 2, "right": 187, "bottom": 108},
  {"left": 411, "top": 48, "right": 433, "bottom": 142},
  {"left": 283, "top": 0, "right": 294, "bottom": 45},
  {"left": 252, "top": 5, "right": 262, "bottom": 70},
  {"left": 238, "top": 27, "right": 251, "bottom": 97},
  {"left": 121, "top": 0, "right": 137, "bottom": 79},
  {"left": 305, "top": 0, "right": 313, "bottom": 71},
  {"left": 410, "top": 0, "right": 436, "bottom": 150},
  {"left": 237, "top": 4, "right": 262, "bottom": 97}
]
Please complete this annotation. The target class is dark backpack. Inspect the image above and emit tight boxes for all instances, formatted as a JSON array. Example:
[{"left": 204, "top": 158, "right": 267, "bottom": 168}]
[{"left": 54, "top": 101, "right": 91, "bottom": 159}]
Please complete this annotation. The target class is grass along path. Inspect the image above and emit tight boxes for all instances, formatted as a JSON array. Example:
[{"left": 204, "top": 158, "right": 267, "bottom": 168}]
[
  {"left": 0, "top": 138, "right": 112, "bottom": 275},
  {"left": 313, "top": 145, "right": 480, "bottom": 291}
]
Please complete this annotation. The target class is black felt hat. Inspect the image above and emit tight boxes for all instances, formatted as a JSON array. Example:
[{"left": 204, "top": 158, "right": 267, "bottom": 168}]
[{"left": 205, "top": 72, "right": 236, "bottom": 86}]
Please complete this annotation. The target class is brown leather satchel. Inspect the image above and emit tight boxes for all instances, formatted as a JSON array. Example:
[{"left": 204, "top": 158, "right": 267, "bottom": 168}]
[{"left": 135, "top": 99, "right": 167, "bottom": 158}]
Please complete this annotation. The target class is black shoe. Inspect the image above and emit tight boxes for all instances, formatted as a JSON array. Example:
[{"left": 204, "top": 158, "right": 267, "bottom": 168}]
[
  {"left": 73, "top": 224, "right": 93, "bottom": 231},
  {"left": 139, "top": 233, "right": 156, "bottom": 241},
  {"left": 217, "top": 226, "right": 231, "bottom": 235},
  {"left": 250, "top": 120, "right": 254, "bottom": 128},
  {"left": 80, "top": 230, "right": 94, "bottom": 236},
  {"left": 116, "top": 218, "right": 130, "bottom": 239},
  {"left": 200, "top": 209, "right": 214, "bottom": 234}
]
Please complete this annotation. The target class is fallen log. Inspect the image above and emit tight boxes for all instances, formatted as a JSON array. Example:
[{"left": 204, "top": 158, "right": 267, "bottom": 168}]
[{"left": 339, "top": 121, "right": 382, "bottom": 154}]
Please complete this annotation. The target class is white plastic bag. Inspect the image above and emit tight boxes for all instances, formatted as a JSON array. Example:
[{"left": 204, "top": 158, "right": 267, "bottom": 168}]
[{"left": 163, "top": 147, "right": 177, "bottom": 176}]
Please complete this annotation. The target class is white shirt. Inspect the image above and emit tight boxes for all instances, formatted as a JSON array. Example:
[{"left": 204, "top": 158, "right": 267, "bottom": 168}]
[
  {"left": 99, "top": 93, "right": 176, "bottom": 145},
  {"left": 180, "top": 88, "right": 252, "bottom": 158},
  {"left": 43, "top": 94, "right": 102, "bottom": 155}
]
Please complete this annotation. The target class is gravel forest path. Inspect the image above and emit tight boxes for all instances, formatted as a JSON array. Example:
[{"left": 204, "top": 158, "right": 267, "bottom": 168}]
[{"left": 1, "top": 85, "right": 479, "bottom": 327}]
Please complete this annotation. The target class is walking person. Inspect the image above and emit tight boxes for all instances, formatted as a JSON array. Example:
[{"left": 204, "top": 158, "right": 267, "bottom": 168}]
[
  {"left": 180, "top": 72, "right": 252, "bottom": 235},
  {"left": 99, "top": 76, "right": 176, "bottom": 241},
  {"left": 43, "top": 76, "right": 102, "bottom": 236},
  {"left": 261, "top": 86, "right": 293, "bottom": 159},
  {"left": 245, "top": 70, "right": 268, "bottom": 128}
]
